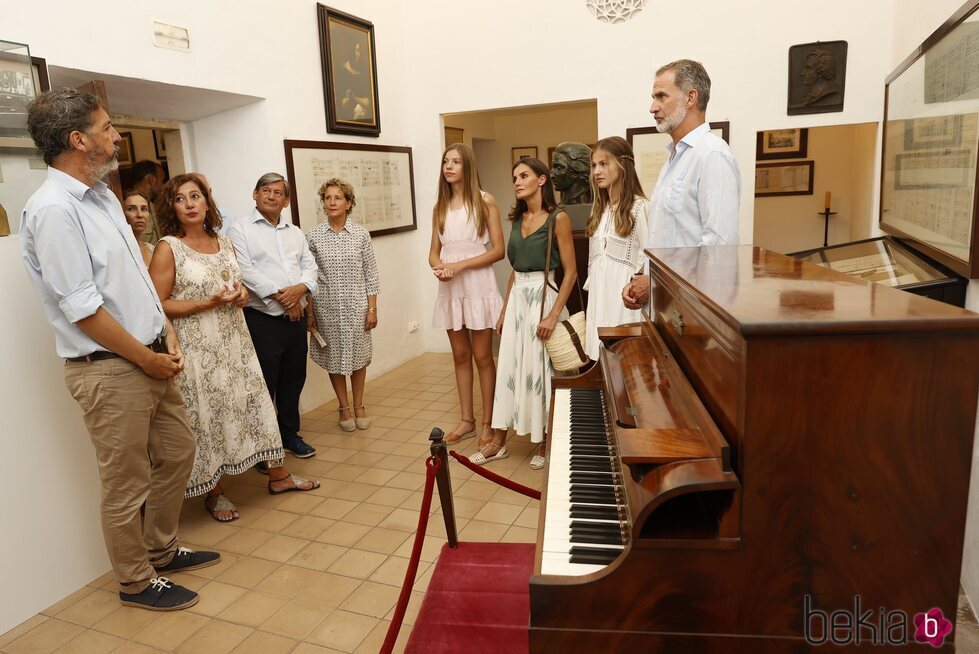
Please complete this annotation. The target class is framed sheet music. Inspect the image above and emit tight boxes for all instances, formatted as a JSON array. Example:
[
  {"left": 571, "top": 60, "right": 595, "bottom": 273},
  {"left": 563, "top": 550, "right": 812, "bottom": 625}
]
[{"left": 626, "top": 122, "right": 730, "bottom": 196}]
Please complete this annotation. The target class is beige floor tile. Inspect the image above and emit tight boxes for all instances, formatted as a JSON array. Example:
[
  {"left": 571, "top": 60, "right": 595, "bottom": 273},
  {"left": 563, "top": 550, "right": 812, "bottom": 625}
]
[
  {"left": 54, "top": 628, "right": 124, "bottom": 653},
  {"left": 368, "top": 556, "right": 429, "bottom": 588},
  {"left": 391, "top": 535, "right": 445, "bottom": 563},
  {"left": 434, "top": 495, "right": 485, "bottom": 519},
  {"left": 362, "top": 440, "right": 400, "bottom": 454},
  {"left": 339, "top": 581, "right": 400, "bottom": 619},
  {"left": 343, "top": 451, "right": 387, "bottom": 468},
  {"left": 501, "top": 525, "right": 538, "bottom": 543},
  {"left": 455, "top": 479, "right": 498, "bottom": 501},
  {"left": 317, "top": 522, "right": 372, "bottom": 547},
  {"left": 91, "top": 607, "right": 161, "bottom": 640},
  {"left": 131, "top": 611, "right": 208, "bottom": 649},
  {"left": 293, "top": 573, "right": 362, "bottom": 608},
  {"left": 307, "top": 609, "right": 378, "bottom": 652},
  {"left": 56, "top": 589, "right": 124, "bottom": 628},
  {"left": 490, "top": 484, "right": 534, "bottom": 506},
  {"left": 373, "top": 455, "right": 418, "bottom": 472},
  {"left": 215, "top": 527, "right": 274, "bottom": 556},
  {"left": 365, "top": 487, "right": 414, "bottom": 508},
  {"left": 333, "top": 482, "right": 382, "bottom": 503},
  {"left": 472, "top": 501, "right": 524, "bottom": 525},
  {"left": 244, "top": 509, "right": 299, "bottom": 533},
  {"left": 376, "top": 507, "right": 421, "bottom": 532},
  {"left": 323, "top": 464, "right": 370, "bottom": 482},
  {"left": 386, "top": 471, "right": 427, "bottom": 491},
  {"left": 5, "top": 619, "right": 84, "bottom": 654},
  {"left": 182, "top": 551, "right": 240, "bottom": 581},
  {"left": 315, "top": 447, "right": 359, "bottom": 464},
  {"left": 174, "top": 619, "right": 251, "bottom": 653},
  {"left": 41, "top": 586, "right": 95, "bottom": 617},
  {"left": 374, "top": 396, "right": 408, "bottom": 408},
  {"left": 311, "top": 497, "right": 359, "bottom": 520},
  {"left": 271, "top": 491, "right": 325, "bottom": 516},
  {"left": 216, "top": 557, "right": 281, "bottom": 588},
  {"left": 289, "top": 542, "right": 348, "bottom": 570},
  {"left": 218, "top": 591, "right": 288, "bottom": 628},
  {"left": 227, "top": 507, "right": 271, "bottom": 530},
  {"left": 327, "top": 549, "right": 388, "bottom": 579},
  {"left": 231, "top": 629, "right": 298, "bottom": 653},
  {"left": 344, "top": 503, "right": 394, "bottom": 527},
  {"left": 187, "top": 580, "right": 248, "bottom": 617},
  {"left": 514, "top": 505, "right": 540, "bottom": 529},
  {"left": 375, "top": 429, "right": 417, "bottom": 444},
  {"left": 0, "top": 615, "right": 48, "bottom": 649},
  {"left": 383, "top": 589, "right": 426, "bottom": 628},
  {"left": 293, "top": 643, "right": 346, "bottom": 654},
  {"left": 355, "top": 468, "right": 399, "bottom": 486},
  {"left": 354, "top": 527, "right": 411, "bottom": 555},
  {"left": 109, "top": 642, "right": 167, "bottom": 653},
  {"left": 87, "top": 571, "right": 117, "bottom": 590},
  {"left": 260, "top": 600, "right": 330, "bottom": 639},
  {"left": 258, "top": 565, "right": 326, "bottom": 599},
  {"left": 390, "top": 442, "right": 430, "bottom": 458},
  {"left": 457, "top": 519, "right": 509, "bottom": 542},
  {"left": 177, "top": 520, "right": 237, "bottom": 547},
  {"left": 250, "top": 534, "right": 310, "bottom": 563},
  {"left": 384, "top": 406, "right": 419, "bottom": 419},
  {"left": 281, "top": 515, "right": 335, "bottom": 541}
]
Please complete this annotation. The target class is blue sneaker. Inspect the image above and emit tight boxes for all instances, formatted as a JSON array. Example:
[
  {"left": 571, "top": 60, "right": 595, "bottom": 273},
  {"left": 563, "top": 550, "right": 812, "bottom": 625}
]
[{"left": 284, "top": 436, "right": 316, "bottom": 458}]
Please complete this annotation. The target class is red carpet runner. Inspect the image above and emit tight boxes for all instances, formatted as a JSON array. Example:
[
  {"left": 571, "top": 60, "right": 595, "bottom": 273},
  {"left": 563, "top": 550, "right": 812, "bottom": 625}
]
[{"left": 405, "top": 542, "right": 535, "bottom": 654}]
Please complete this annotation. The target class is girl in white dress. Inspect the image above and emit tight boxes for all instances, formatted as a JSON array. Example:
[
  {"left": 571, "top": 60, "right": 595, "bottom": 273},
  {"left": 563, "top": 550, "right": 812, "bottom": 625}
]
[
  {"left": 428, "top": 143, "right": 505, "bottom": 445},
  {"left": 583, "top": 136, "right": 648, "bottom": 361}
]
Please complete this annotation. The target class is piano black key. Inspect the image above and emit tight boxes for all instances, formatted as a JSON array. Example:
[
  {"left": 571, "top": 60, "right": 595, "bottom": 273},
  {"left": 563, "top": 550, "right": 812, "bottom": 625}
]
[
  {"left": 570, "top": 521, "right": 621, "bottom": 535},
  {"left": 569, "top": 547, "right": 621, "bottom": 565},
  {"left": 570, "top": 534, "right": 624, "bottom": 546},
  {"left": 570, "top": 506, "right": 619, "bottom": 520}
]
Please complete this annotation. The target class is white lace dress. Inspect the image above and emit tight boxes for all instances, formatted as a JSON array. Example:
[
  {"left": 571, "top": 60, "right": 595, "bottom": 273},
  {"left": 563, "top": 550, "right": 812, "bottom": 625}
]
[{"left": 162, "top": 235, "right": 284, "bottom": 498}]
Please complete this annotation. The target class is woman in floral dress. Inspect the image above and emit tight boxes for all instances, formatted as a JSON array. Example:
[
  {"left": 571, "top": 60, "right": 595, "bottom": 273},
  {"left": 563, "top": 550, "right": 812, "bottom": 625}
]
[{"left": 149, "top": 174, "right": 319, "bottom": 522}]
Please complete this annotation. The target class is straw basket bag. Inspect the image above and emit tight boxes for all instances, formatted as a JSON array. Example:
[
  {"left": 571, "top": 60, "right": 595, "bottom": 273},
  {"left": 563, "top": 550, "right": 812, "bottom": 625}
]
[{"left": 540, "top": 210, "right": 588, "bottom": 373}]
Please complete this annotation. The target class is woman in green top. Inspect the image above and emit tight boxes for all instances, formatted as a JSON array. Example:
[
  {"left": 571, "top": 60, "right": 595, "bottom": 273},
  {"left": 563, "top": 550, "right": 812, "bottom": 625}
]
[{"left": 470, "top": 157, "right": 577, "bottom": 470}]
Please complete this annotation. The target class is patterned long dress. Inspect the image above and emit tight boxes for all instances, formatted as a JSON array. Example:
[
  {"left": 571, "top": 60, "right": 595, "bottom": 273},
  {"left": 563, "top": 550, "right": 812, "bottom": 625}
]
[
  {"left": 162, "top": 235, "right": 284, "bottom": 498},
  {"left": 307, "top": 219, "right": 380, "bottom": 375}
]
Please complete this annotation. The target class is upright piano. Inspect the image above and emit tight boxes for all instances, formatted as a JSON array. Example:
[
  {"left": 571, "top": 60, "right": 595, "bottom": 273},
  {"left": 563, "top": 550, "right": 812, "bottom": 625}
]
[{"left": 531, "top": 245, "right": 979, "bottom": 652}]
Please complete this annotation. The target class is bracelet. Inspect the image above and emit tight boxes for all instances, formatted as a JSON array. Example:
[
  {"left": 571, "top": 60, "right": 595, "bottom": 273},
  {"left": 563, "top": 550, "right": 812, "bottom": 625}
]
[{"left": 367, "top": 307, "right": 377, "bottom": 313}]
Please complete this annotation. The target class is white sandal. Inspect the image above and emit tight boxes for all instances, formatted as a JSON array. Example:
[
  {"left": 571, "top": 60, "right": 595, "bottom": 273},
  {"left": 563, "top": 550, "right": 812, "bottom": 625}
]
[
  {"left": 469, "top": 442, "right": 508, "bottom": 465},
  {"left": 530, "top": 454, "right": 546, "bottom": 470}
]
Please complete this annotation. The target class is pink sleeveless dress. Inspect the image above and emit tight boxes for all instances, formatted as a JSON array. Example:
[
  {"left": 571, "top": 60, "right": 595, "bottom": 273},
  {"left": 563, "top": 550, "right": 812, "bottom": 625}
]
[{"left": 432, "top": 204, "right": 503, "bottom": 331}]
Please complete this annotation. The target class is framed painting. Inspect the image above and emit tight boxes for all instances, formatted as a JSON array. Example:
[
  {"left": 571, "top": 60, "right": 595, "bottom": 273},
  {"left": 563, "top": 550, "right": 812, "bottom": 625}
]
[
  {"left": 118, "top": 132, "right": 134, "bottom": 166},
  {"left": 153, "top": 129, "right": 167, "bottom": 159},
  {"left": 317, "top": 5, "right": 380, "bottom": 137},
  {"left": 511, "top": 146, "right": 538, "bottom": 165},
  {"left": 627, "top": 122, "right": 730, "bottom": 195},
  {"left": 756, "top": 128, "right": 809, "bottom": 160},
  {"left": 880, "top": 0, "right": 979, "bottom": 277},
  {"left": 283, "top": 139, "right": 416, "bottom": 237},
  {"left": 755, "top": 160, "right": 815, "bottom": 197}
]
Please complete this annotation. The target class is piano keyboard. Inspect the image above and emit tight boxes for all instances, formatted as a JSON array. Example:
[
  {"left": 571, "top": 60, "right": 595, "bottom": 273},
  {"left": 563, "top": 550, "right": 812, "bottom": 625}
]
[{"left": 541, "top": 387, "right": 628, "bottom": 576}]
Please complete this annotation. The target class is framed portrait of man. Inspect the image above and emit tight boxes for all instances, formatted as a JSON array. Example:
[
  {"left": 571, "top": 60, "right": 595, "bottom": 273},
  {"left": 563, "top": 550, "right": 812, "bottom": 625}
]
[{"left": 317, "top": 5, "right": 381, "bottom": 137}]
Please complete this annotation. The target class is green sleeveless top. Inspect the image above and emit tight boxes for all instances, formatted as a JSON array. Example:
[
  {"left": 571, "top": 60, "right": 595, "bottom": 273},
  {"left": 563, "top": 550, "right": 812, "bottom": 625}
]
[{"left": 507, "top": 209, "right": 562, "bottom": 272}]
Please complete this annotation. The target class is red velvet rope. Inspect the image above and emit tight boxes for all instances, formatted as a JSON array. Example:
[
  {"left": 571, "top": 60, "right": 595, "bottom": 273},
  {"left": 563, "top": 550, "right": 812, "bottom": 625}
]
[
  {"left": 380, "top": 455, "right": 441, "bottom": 654},
  {"left": 449, "top": 450, "right": 542, "bottom": 500}
]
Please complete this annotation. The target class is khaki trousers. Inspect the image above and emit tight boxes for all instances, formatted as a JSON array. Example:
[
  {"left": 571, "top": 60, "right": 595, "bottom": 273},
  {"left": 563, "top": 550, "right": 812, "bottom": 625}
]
[{"left": 64, "top": 357, "right": 195, "bottom": 594}]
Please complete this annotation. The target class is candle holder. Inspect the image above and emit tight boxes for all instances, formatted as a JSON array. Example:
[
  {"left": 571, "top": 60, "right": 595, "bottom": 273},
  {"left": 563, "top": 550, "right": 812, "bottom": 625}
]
[{"left": 818, "top": 209, "right": 838, "bottom": 247}]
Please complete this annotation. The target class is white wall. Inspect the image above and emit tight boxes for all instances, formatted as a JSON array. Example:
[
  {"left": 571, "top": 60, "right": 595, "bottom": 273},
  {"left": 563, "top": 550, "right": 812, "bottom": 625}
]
[{"left": 753, "top": 123, "right": 877, "bottom": 255}]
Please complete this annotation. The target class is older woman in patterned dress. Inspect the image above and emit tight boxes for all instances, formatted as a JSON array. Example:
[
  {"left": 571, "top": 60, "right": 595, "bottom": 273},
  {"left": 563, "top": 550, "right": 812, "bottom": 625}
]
[{"left": 307, "top": 178, "right": 380, "bottom": 431}]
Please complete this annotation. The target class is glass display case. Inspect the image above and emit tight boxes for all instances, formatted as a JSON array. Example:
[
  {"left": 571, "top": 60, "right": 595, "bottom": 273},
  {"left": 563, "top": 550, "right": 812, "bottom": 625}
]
[{"left": 790, "top": 236, "right": 967, "bottom": 306}]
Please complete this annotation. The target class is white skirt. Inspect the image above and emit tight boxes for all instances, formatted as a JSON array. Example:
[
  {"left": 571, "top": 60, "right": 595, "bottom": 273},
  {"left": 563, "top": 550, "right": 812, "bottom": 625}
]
[{"left": 492, "top": 271, "right": 565, "bottom": 443}]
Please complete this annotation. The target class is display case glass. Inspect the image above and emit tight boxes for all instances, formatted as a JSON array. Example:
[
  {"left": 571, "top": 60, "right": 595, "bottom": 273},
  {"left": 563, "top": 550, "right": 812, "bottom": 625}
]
[{"left": 790, "top": 236, "right": 967, "bottom": 306}]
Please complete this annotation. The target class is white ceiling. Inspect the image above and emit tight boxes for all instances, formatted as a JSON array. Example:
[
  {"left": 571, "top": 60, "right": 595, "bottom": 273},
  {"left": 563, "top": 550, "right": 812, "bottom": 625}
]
[{"left": 48, "top": 66, "right": 263, "bottom": 122}]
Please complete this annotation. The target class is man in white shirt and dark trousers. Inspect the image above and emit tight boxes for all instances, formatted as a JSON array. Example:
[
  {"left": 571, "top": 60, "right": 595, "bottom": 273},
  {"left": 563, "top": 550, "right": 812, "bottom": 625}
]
[
  {"left": 21, "top": 88, "right": 219, "bottom": 611},
  {"left": 623, "top": 59, "right": 742, "bottom": 309},
  {"left": 230, "top": 173, "right": 319, "bottom": 460}
]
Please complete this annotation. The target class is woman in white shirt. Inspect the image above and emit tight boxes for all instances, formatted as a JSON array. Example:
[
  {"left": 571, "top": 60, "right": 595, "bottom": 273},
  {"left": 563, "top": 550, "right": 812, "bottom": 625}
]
[{"left": 583, "top": 137, "right": 648, "bottom": 361}]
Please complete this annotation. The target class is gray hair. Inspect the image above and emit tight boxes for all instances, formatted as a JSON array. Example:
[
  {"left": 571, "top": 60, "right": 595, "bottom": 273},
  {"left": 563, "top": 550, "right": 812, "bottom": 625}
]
[
  {"left": 656, "top": 59, "right": 711, "bottom": 111},
  {"left": 253, "top": 172, "right": 290, "bottom": 197},
  {"left": 27, "top": 88, "right": 102, "bottom": 165}
]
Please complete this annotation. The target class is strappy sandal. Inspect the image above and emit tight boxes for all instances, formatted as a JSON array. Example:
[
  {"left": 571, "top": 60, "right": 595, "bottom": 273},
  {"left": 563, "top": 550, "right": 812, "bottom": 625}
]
[
  {"left": 530, "top": 454, "right": 546, "bottom": 470},
  {"left": 337, "top": 406, "right": 356, "bottom": 432},
  {"left": 469, "top": 441, "right": 508, "bottom": 465},
  {"left": 445, "top": 418, "right": 477, "bottom": 444},
  {"left": 268, "top": 474, "right": 321, "bottom": 495},
  {"left": 204, "top": 494, "right": 239, "bottom": 522},
  {"left": 353, "top": 405, "right": 371, "bottom": 430}
]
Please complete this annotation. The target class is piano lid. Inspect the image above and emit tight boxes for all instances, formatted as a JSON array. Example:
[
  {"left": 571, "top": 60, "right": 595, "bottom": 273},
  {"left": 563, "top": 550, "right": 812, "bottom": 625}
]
[{"left": 646, "top": 245, "right": 979, "bottom": 336}]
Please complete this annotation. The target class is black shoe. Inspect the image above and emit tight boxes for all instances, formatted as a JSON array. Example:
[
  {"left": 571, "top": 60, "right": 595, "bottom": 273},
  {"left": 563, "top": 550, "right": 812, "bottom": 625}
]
[
  {"left": 119, "top": 577, "right": 198, "bottom": 611},
  {"left": 153, "top": 547, "right": 221, "bottom": 574},
  {"left": 255, "top": 461, "right": 269, "bottom": 475},
  {"left": 284, "top": 436, "right": 316, "bottom": 458}
]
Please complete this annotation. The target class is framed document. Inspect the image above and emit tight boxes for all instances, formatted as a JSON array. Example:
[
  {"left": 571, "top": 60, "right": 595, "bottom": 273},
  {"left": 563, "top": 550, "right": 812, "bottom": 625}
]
[
  {"left": 626, "top": 122, "right": 730, "bottom": 197},
  {"left": 755, "top": 161, "right": 814, "bottom": 197},
  {"left": 283, "top": 139, "right": 416, "bottom": 237},
  {"left": 880, "top": 0, "right": 979, "bottom": 277},
  {"left": 0, "top": 42, "right": 50, "bottom": 150}
]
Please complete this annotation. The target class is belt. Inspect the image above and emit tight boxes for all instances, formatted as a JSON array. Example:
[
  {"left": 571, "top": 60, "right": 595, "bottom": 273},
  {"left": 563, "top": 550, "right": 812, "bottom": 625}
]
[
  {"left": 66, "top": 336, "right": 167, "bottom": 363},
  {"left": 245, "top": 307, "right": 303, "bottom": 320}
]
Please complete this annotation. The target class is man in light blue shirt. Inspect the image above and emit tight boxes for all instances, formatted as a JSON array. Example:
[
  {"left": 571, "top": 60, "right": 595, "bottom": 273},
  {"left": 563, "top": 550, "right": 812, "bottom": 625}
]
[
  {"left": 623, "top": 59, "right": 741, "bottom": 309},
  {"left": 21, "top": 89, "right": 219, "bottom": 611},
  {"left": 229, "top": 173, "right": 319, "bottom": 460}
]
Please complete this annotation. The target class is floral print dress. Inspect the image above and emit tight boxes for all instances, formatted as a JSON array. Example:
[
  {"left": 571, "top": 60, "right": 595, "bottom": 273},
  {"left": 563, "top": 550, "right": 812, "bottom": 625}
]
[{"left": 162, "top": 235, "right": 284, "bottom": 498}]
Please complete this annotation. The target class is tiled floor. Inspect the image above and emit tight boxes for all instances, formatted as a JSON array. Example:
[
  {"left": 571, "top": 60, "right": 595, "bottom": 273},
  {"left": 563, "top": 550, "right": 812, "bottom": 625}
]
[{"left": 2, "top": 351, "right": 978, "bottom": 653}]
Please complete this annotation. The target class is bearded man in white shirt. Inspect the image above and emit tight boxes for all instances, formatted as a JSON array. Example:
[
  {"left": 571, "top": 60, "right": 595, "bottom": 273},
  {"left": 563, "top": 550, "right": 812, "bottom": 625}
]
[{"left": 623, "top": 59, "right": 741, "bottom": 309}]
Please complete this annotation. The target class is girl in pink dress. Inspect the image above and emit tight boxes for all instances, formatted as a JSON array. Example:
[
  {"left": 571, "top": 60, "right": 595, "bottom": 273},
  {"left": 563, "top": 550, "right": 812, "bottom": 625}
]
[{"left": 429, "top": 143, "right": 505, "bottom": 445}]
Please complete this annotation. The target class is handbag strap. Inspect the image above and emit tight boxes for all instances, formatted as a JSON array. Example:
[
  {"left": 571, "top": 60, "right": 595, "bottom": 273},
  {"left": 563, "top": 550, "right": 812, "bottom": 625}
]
[
  {"left": 560, "top": 318, "right": 587, "bottom": 362},
  {"left": 540, "top": 209, "right": 585, "bottom": 322}
]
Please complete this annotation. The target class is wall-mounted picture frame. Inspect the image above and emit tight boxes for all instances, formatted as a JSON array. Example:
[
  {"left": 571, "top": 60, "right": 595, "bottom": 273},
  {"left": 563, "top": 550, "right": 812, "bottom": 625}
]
[
  {"left": 787, "top": 40, "right": 847, "bottom": 115},
  {"left": 756, "top": 128, "right": 809, "bottom": 160},
  {"left": 0, "top": 45, "right": 50, "bottom": 151},
  {"left": 511, "top": 146, "right": 538, "bottom": 165},
  {"left": 626, "top": 122, "right": 730, "bottom": 195},
  {"left": 283, "top": 139, "right": 416, "bottom": 237},
  {"left": 880, "top": 0, "right": 979, "bottom": 278},
  {"left": 118, "top": 132, "right": 134, "bottom": 166},
  {"left": 755, "top": 160, "right": 815, "bottom": 197},
  {"left": 317, "top": 4, "right": 380, "bottom": 137},
  {"left": 153, "top": 129, "right": 167, "bottom": 159}
]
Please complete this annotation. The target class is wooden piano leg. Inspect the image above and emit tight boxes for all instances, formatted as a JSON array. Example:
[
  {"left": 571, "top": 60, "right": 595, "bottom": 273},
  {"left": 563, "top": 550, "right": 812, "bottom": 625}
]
[{"left": 428, "top": 428, "right": 458, "bottom": 548}]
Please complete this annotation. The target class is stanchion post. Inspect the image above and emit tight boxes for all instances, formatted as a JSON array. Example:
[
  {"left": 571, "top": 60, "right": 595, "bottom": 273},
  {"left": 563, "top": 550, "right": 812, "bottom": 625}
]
[{"left": 428, "top": 427, "right": 458, "bottom": 548}]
